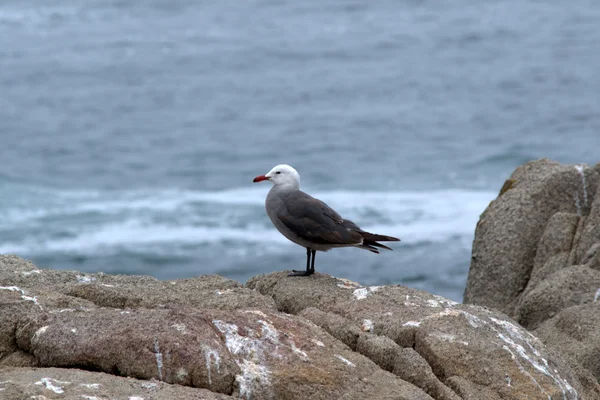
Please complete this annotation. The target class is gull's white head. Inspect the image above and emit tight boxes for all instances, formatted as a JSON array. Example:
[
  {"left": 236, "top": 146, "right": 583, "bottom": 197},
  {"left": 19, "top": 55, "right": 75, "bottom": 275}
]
[{"left": 253, "top": 164, "right": 300, "bottom": 190}]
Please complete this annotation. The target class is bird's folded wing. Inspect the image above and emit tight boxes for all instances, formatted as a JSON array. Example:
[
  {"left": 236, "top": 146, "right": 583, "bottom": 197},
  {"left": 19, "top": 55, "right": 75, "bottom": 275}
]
[{"left": 277, "top": 191, "right": 363, "bottom": 245}]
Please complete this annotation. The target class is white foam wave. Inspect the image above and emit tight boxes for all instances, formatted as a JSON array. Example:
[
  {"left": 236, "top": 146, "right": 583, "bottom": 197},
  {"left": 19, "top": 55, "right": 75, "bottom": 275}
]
[
  {"left": 0, "top": 187, "right": 495, "bottom": 256},
  {"left": 2, "top": 187, "right": 491, "bottom": 221},
  {"left": 0, "top": 221, "right": 290, "bottom": 256}
]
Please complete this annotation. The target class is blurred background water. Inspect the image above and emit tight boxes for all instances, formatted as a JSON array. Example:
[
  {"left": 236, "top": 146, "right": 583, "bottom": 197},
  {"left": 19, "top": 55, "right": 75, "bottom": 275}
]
[{"left": 1, "top": 0, "right": 599, "bottom": 301}]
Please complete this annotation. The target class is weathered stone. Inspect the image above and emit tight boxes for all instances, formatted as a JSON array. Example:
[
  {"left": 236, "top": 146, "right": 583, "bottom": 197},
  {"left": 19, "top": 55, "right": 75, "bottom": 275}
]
[
  {"left": 572, "top": 183, "right": 600, "bottom": 265},
  {"left": 445, "top": 376, "right": 502, "bottom": 400},
  {"left": 249, "top": 271, "right": 591, "bottom": 400},
  {"left": 535, "top": 303, "right": 600, "bottom": 382},
  {"left": 516, "top": 265, "right": 600, "bottom": 330},
  {"left": 464, "top": 159, "right": 600, "bottom": 315},
  {"left": 464, "top": 160, "right": 600, "bottom": 396},
  {"left": 4, "top": 247, "right": 600, "bottom": 400},
  {"left": 526, "top": 212, "right": 579, "bottom": 292},
  {"left": 0, "top": 366, "right": 235, "bottom": 399},
  {"left": 0, "top": 255, "right": 275, "bottom": 311},
  {"left": 14, "top": 307, "right": 240, "bottom": 394},
  {"left": 1, "top": 256, "right": 434, "bottom": 400}
]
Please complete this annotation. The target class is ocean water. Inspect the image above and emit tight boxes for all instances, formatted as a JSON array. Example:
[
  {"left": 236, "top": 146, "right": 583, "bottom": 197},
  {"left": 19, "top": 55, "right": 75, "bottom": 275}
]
[{"left": 1, "top": 0, "right": 599, "bottom": 301}]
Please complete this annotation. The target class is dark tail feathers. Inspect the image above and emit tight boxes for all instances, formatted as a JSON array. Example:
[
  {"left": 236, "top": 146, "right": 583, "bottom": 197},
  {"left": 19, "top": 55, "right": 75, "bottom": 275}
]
[{"left": 359, "top": 231, "right": 400, "bottom": 252}]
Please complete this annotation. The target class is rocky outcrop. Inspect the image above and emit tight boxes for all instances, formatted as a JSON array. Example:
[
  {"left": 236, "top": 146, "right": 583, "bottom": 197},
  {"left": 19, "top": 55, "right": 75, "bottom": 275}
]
[
  {"left": 2, "top": 255, "right": 594, "bottom": 400},
  {"left": 464, "top": 158, "right": 600, "bottom": 392},
  {"left": 464, "top": 159, "right": 600, "bottom": 315},
  {"left": 248, "top": 272, "right": 594, "bottom": 400}
]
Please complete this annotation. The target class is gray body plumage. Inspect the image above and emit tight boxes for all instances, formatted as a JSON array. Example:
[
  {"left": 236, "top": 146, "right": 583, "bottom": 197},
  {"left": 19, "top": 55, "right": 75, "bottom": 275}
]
[{"left": 266, "top": 185, "right": 362, "bottom": 251}]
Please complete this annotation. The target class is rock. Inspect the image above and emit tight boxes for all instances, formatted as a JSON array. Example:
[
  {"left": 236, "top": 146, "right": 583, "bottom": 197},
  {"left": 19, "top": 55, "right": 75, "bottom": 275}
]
[
  {"left": 248, "top": 271, "right": 593, "bottom": 399},
  {"left": 516, "top": 266, "right": 600, "bottom": 330},
  {"left": 571, "top": 182, "right": 600, "bottom": 265},
  {"left": 0, "top": 254, "right": 275, "bottom": 311},
  {"left": 0, "top": 366, "right": 235, "bottom": 399},
  {"left": 535, "top": 303, "right": 600, "bottom": 383},
  {"left": 1, "top": 256, "right": 432, "bottom": 400},
  {"left": 526, "top": 212, "right": 579, "bottom": 291},
  {"left": 3, "top": 252, "right": 599, "bottom": 399},
  {"left": 464, "top": 159, "right": 600, "bottom": 316},
  {"left": 464, "top": 159, "right": 600, "bottom": 395}
]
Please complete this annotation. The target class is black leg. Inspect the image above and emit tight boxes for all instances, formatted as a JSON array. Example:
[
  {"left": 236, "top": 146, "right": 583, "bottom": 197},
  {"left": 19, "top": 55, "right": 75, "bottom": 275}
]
[{"left": 288, "top": 248, "right": 315, "bottom": 276}]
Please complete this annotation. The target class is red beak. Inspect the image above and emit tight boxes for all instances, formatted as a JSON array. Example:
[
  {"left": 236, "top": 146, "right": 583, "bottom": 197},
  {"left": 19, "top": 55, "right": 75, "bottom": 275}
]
[{"left": 253, "top": 175, "right": 269, "bottom": 182}]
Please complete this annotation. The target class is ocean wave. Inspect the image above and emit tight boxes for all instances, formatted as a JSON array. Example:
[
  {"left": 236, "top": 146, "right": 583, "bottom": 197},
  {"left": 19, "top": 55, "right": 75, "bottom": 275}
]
[
  {"left": 0, "top": 186, "right": 495, "bottom": 256},
  {"left": 2, "top": 186, "right": 492, "bottom": 219}
]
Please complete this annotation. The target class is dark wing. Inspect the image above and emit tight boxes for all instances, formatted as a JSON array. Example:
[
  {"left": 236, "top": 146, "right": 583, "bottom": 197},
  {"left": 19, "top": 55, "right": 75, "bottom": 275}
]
[{"left": 277, "top": 191, "right": 364, "bottom": 245}]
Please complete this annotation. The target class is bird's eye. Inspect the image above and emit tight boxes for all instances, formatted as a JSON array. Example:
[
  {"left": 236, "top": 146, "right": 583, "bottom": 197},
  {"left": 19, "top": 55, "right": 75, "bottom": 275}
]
[{"left": 276, "top": 171, "right": 281, "bottom": 174}]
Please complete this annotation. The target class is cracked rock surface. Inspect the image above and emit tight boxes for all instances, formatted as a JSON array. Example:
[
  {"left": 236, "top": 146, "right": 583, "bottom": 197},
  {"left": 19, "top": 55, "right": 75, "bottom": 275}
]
[
  {"left": 1, "top": 255, "right": 428, "bottom": 400},
  {"left": 464, "top": 159, "right": 600, "bottom": 394},
  {"left": 248, "top": 272, "right": 591, "bottom": 400}
]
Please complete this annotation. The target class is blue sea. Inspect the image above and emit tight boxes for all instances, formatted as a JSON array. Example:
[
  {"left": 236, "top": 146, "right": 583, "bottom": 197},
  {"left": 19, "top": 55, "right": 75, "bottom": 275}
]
[{"left": 1, "top": 0, "right": 599, "bottom": 301}]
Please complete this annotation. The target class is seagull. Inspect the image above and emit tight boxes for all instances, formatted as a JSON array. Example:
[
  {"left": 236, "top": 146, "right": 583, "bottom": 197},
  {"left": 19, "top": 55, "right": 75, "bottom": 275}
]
[{"left": 253, "top": 164, "right": 400, "bottom": 276}]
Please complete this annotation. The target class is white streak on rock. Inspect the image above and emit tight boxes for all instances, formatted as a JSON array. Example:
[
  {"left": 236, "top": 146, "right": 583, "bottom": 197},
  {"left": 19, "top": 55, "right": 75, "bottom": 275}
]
[
  {"left": 290, "top": 341, "right": 309, "bottom": 360},
  {"left": 574, "top": 193, "right": 582, "bottom": 217},
  {"left": 353, "top": 288, "right": 369, "bottom": 300},
  {"left": 353, "top": 286, "right": 381, "bottom": 300},
  {"left": 361, "top": 319, "right": 374, "bottom": 332},
  {"left": 81, "top": 396, "right": 99, "bottom": 400},
  {"left": 213, "top": 319, "right": 278, "bottom": 398},
  {"left": 21, "top": 269, "right": 42, "bottom": 276},
  {"left": 100, "top": 284, "right": 115, "bottom": 287},
  {"left": 258, "top": 320, "right": 279, "bottom": 344},
  {"left": 334, "top": 354, "right": 356, "bottom": 367},
  {"left": 433, "top": 294, "right": 459, "bottom": 306},
  {"left": 502, "top": 345, "right": 550, "bottom": 399},
  {"left": 337, "top": 283, "right": 356, "bottom": 289},
  {"left": 435, "top": 333, "right": 468, "bottom": 346},
  {"left": 71, "top": 328, "right": 77, "bottom": 334},
  {"left": 594, "top": 288, "right": 600, "bottom": 302},
  {"left": 492, "top": 318, "right": 577, "bottom": 400},
  {"left": 0, "top": 380, "right": 10, "bottom": 392},
  {"left": 176, "top": 368, "right": 188, "bottom": 380},
  {"left": 21, "top": 294, "right": 40, "bottom": 307},
  {"left": 120, "top": 311, "right": 131, "bottom": 315},
  {"left": 243, "top": 310, "right": 270, "bottom": 318},
  {"left": 0, "top": 286, "right": 41, "bottom": 308},
  {"left": 403, "top": 321, "right": 421, "bottom": 327},
  {"left": 79, "top": 383, "right": 101, "bottom": 389},
  {"left": 140, "top": 382, "right": 159, "bottom": 389},
  {"left": 32, "top": 326, "right": 49, "bottom": 343},
  {"left": 236, "top": 360, "right": 271, "bottom": 400},
  {"left": 426, "top": 299, "right": 441, "bottom": 307},
  {"left": 213, "top": 320, "right": 259, "bottom": 356},
  {"left": 128, "top": 397, "right": 145, "bottom": 400},
  {"left": 153, "top": 338, "right": 163, "bottom": 381},
  {"left": 35, "top": 377, "right": 70, "bottom": 394},
  {"left": 311, "top": 339, "right": 325, "bottom": 347},
  {"left": 204, "top": 348, "right": 221, "bottom": 385},
  {"left": 171, "top": 323, "right": 187, "bottom": 333},
  {"left": 76, "top": 275, "right": 95, "bottom": 284},
  {"left": 575, "top": 165, "right": 588, "bottom": 207},
  {"left": 336, "top": 278, "right": 361, "bottom": 289}
]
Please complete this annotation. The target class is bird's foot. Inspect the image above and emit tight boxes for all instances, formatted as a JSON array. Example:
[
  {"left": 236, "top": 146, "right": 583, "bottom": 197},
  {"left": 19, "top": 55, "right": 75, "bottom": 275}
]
[{"left": 288, "top": 269, "right": 314, "bottom": 277}]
